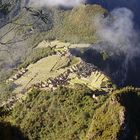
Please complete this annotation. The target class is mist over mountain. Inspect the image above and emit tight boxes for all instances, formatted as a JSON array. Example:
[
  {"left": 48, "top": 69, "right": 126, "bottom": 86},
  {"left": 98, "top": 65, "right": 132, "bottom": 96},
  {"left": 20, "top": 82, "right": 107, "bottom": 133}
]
[
  {"left": 91, "top": 7, "right": 140, "bottom": 86},
  {"left": 87, "top": 0, "right": 140, "bottom": 27}
]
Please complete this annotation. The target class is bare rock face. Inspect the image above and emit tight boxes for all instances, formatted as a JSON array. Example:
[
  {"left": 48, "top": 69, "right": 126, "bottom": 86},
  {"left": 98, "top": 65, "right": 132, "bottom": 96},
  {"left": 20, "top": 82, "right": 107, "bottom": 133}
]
[{"left": 0, "top": 0, "right": 28, "bottom": 27}]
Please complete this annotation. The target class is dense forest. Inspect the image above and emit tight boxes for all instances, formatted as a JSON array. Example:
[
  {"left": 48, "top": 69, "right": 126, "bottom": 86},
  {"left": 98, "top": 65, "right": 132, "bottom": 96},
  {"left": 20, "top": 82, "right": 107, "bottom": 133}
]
[{"left": 1, "top": 86, "right": 140, "bottom": 140}]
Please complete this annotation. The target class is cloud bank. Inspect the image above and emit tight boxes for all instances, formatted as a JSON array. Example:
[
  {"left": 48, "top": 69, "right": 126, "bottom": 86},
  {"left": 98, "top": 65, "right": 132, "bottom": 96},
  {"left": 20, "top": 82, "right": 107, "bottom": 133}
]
[
  {"left": 93, "top": 8, "right": 140, "bottom": 85},
  {"left": 94, "top": 8, "right": 140, "bottom": 57},
  {"left": 29, "top": 0, "right": 86, "bottom": 7}
]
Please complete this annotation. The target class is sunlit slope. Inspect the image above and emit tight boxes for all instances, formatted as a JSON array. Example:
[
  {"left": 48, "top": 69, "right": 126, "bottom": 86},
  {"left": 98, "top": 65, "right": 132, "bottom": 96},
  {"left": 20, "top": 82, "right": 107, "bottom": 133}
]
[
  {"left": 13, "top": 55, "right": 74, "bottom": 93},
  {"left": 10, "top": 86, "right": 107, "bottom": 140},
  {"left": 50, "top": 4, "right": 107, "bottom": 43},
  {"left": 10, "top": 40, "right": 112, "bottom": 93},
  {"left": 0, "top": 4, "right": 106, "bottom": 83}
]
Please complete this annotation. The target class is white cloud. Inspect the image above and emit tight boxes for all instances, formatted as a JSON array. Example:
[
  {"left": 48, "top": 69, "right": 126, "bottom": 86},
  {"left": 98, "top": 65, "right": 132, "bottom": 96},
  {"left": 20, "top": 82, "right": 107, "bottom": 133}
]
[
  {"left": 29, "top": 0, "right": 86, "bottom": 7},
  {"left": 93, "top": 8, "right": 140, "bottom": 84},
  {"left": 94, "top": 8, "right": 139, "bottom": 57}
]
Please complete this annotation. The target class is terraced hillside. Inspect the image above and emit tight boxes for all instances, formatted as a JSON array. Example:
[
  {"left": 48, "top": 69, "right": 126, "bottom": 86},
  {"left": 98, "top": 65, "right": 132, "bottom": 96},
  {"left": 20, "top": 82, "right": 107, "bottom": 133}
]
[
  {"left": 0, "top": 4, "right": 106, "bottom": 90},
  {"left": 6, "top": 40, "right": 112, "bottom": 94},
  {"left": 0, "top": 3, "right": 109, "bottom": 112},
  {"left": 1, "top": 86, "right": 140, "bottom": 140},
  {"left": 0, "top": 40, "right": 113, "bottom": 110}
]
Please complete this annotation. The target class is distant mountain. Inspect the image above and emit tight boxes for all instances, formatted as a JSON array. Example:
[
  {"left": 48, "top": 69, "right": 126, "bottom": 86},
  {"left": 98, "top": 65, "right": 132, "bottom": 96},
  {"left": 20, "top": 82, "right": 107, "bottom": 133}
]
[{"left": 88, "top": 0, "right": 140, "bottom": 27}]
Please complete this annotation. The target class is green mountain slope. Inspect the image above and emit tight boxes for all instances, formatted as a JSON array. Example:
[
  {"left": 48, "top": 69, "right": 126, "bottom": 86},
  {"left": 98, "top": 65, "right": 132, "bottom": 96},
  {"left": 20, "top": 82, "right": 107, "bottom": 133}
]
[
  {"left": 1, "top": 87, "right": 140, "bottom": 140},
  {"left": 0, "top": 4, "right": 107, "bottom": 101},
  {"left": 2, "top": 86, "right": 107, "bottom": 140},
  {"left": 49, "top": 4, "right": 107, "bottom": 43},
  {"left": 86, "top": 87, "right": 140, "bottom": 140}
]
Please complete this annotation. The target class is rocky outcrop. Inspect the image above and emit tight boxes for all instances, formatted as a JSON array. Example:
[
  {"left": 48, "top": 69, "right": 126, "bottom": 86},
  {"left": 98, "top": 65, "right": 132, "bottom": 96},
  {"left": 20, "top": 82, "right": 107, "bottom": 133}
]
[{"left": 0, "top": 0, "right": 27, "bottom": 27}]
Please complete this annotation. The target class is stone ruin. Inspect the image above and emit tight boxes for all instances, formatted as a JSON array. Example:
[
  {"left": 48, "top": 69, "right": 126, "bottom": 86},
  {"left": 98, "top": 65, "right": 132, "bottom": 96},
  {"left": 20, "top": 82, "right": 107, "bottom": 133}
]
[
  {"left": 33, "top": 61, "right": 100, "bottom": 91},
  {"left": 33, "top": 69, "right": 71, "bottom": 90},
  {"left": 69, "top": 61, "right": 97, "bottom": 78},
  {"left": 8, "top": 68, "right": 28, "bottom": 82}
]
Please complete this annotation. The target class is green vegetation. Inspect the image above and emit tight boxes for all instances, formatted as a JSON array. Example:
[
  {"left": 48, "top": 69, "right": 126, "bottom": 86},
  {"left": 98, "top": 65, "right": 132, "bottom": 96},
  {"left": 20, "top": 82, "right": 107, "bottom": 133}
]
[
  {"left": 60, "top": 5, "right": 107, "bottom": 43},
  {"left": 19, "top": 48, "right": 56, "bottom": 68},
  {"left": 46, "top": 4, "right": 107, "bottom": 43},
  {"left": 86, "top": 87, "right": 140, "bottom": 140},
  {"left": 86, "top": 94, "right": 124, "bottom": 140},
  {"left": 1, "top": 85, "right": 140, "bottom": 140},
  {"left": 0, "top": 106, "right": 28, "bottom": 140},
  {"left": 52, "top": 57, "right": 70, "bottom": 70},
  {"left": 101, "top": 51, "right": 109, "bottom": 61},
  {"left": 0, "top": 82, "right": 16, "bottom": 102},
  {"left": 0, "top": 86, "right": 107, "bottom": 140},
  {"left": 0, "top": 3, "right": 11, "bottom": 15},
  {"left": 69, "top": 57, "right": 81, "bottom": 66}
]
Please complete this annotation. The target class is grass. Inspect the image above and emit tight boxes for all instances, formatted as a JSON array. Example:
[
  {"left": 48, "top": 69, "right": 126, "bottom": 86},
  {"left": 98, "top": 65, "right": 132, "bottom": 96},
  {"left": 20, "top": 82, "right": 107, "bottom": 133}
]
[
  {"left": 14, "top": 55, "right": 62, "bottom": 93},
  {"left": 69, "top": 57, "right": 81, "bottom": 65},
  {"left": 69, "top": 71, "right": 111, "bottom": 91},
  {"left": 19, "top": 47, "right": 56, "bottom": 69},
  {"left": 13, "top": 54, "right": 81, "bottom": 93},
  {"left": 45, "top": 4, "right": 107, "bottom": 43},
  {"left": 52, "top": 56, "right": 71, "bottom": 71}
]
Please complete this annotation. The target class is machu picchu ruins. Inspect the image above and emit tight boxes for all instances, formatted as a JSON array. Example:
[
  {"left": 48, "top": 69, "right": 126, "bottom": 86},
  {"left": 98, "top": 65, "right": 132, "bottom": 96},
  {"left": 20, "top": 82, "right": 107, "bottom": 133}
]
[
  {"left": 6, "top": 40, "right": 113, "bottom": 94},
  {"left": 7, "top": 68, "right": 28, "bottom": 82},
  {"left": 0, "top": 39, "right": 116, "bottom": 112},
  {"left": 30, "top": 60, "right": 112, "bottom": 92}
]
